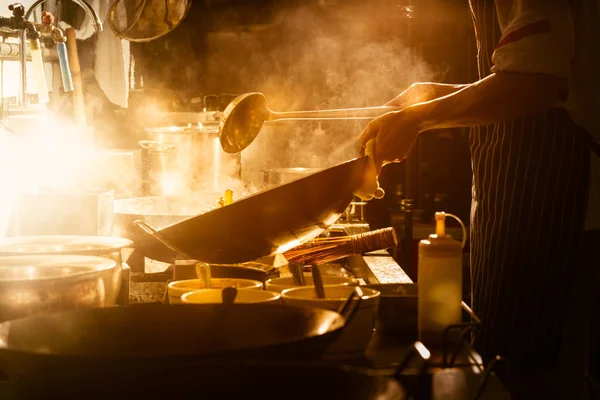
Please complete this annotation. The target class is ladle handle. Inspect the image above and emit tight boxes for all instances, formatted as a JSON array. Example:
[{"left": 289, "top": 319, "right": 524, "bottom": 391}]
[
  {"left": 269, "top": 106, "right": 401, "bottom": 121},
  {"left": 133, "top": 220, "right": 195, "bottom": 260},
  {"left": 336, "top": 286, "right": 363, "bottom": 325},
  {"left": 311, "top": 264, "right": 326, "bottom": 299},
  {"left": 222, "top": 287, "right": 237, "bottom": 305}
]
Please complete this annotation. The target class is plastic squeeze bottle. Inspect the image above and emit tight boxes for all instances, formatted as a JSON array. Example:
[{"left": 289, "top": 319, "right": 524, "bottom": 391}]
[{"left": 418, "top": 212, "right": 466, "bottom": 345}]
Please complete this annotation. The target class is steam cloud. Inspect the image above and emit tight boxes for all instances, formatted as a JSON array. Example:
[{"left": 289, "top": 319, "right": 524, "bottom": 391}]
[{"left": 200, "top": 0, "right": 440, "bottom": 184}]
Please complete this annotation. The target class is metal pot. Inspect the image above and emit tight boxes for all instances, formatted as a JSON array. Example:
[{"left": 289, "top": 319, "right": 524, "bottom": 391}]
[
  {"left": 0, "top": 236, "right": 133, "bottom": 306},
  {"left": 0, "top": 255, "right": 120, "bottom": 322},
  {"left": 141, "top": 120, "right": 241, "bottom": 196}
]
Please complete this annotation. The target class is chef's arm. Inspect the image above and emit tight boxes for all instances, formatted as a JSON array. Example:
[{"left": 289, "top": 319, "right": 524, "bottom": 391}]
[
  {"left": 385, "top": 82, "right": 469, "bottom": 108},
  {"left": 410, "top": 71, "right": 567, "bottom": 132}
]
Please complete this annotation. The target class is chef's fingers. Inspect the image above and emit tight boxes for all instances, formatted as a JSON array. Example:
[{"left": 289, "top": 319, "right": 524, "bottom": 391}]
[{"left": 358, "top": 119, "right": 380, "bottom": 145}]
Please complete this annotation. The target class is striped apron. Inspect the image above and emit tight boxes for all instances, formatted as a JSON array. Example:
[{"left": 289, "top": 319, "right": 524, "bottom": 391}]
[{"left": 468, "top": 0, "right": 591, "bottom": 373}]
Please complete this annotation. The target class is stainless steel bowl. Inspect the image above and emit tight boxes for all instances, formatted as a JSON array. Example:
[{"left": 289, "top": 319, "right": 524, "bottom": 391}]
[
  {"left": 0, "top": 236, "right": 133, "bottom": 305},
  {"left": 0, "top": 255, "right": 121, "bottom": 322}
]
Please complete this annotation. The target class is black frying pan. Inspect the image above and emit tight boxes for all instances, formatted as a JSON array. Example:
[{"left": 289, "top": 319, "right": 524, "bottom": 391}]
[
  {"left": 0, "top": 304, "right": 348, "bottom": 381},
  {"left": 136, "top": 156, "right": 369, "bottom": 264}
]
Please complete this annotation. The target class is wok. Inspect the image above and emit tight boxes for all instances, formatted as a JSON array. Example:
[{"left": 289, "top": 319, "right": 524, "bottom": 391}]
[
  {"left": 0, "top": 304, "right": 346, "bottom": 381},
  {"left": 112, "top": 192, "right": 220, "bottom": 243},
  {"left": 139, "top": 156, "right": 369, "bottom": 264}
]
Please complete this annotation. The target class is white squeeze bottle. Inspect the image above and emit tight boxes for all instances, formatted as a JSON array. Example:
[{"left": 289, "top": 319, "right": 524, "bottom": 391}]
[{"left": 418, "top": 211, "right": 466, "bottom": 345}]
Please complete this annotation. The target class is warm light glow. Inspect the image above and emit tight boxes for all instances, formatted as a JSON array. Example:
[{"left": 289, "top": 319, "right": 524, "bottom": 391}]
[
  {"left": 414, "top": 341, "right": 431, "bottom": 360},
  {"left": 0, "top": 112, "right": 98, "bottom": 237},
  {"left": 26, "top": 266, "right": 36, "bottom": 280},
  {"left": 275, "top": 239, "right": 303, "bottom": 254},
  {"left": 160, "top": 172, "right": 186, "bottom": 196}
]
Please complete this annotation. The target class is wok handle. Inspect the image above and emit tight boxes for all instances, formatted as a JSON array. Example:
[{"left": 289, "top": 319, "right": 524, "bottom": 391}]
[
  {"left": 133, "top": 220, "right": 195, "bottom": 260},
  {"left": 270, "top": 106, "right": 401, "bottom": 121}
]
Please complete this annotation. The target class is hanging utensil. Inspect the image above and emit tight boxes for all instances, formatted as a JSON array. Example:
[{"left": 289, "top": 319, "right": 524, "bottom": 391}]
[
  {"left": 289, "top": 263, "right": 305, "bottom": 286},
  {"left": 221, "top": 287, "right": 237, "bottom": 305},
  {"left": 108, "top": 0, "right": 191, "bottom": 42},
  {"left": 311, "top": 264, "right": 325, "bottom": 299},
  {"left": 219, "top": 92, "right": 401, "bottom": 153}
]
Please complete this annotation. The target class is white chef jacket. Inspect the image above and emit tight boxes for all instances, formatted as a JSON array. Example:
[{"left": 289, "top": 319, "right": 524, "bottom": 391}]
[{"left": 490, "top": 0, "right": 600, "bottom": 231}]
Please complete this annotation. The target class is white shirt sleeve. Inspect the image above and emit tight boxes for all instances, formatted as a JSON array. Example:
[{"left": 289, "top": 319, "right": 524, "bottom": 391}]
[{"left": 491, "top": 1, "right": 574, "bottom": 79}]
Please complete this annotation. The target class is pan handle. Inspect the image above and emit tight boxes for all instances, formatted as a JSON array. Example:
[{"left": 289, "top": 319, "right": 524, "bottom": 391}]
[
  {"left": 336, "top": 286, "right": 363, "bottom": 325},
  {"left": 133, "top": 220, "right": 195, "bottom": 260}
]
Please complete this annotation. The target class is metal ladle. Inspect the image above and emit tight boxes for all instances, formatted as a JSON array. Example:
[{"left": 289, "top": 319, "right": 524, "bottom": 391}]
[{"left": 219, "top": 92, "right": 402, "bottom": 153}]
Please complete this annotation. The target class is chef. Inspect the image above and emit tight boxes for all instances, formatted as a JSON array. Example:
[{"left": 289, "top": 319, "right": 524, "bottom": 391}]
[{"left": 358, "top": 0, "right": 600, "bottom": 398}]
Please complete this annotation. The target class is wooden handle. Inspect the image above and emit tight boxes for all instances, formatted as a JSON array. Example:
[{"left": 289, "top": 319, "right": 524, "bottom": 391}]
[
  {"left": 65, "top": 28, "right": 86, "bottom": 126},
  {"left": 350, "top": 227, "right": 398, "bottom": 254}
]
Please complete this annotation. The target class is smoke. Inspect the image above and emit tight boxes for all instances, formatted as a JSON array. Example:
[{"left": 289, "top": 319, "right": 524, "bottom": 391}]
[
  {"left": 199, "top": 0, "right": 441, "bottom": 185},
  {"left": 129, "top": 0, "right": 444, "bottom": 202}
]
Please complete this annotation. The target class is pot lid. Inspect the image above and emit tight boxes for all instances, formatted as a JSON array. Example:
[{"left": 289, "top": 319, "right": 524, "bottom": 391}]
[{"left": 0, "top": 236, "right": 133, "bottom": 256}]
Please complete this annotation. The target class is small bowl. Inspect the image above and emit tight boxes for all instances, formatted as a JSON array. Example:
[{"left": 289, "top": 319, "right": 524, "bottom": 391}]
[
  {"left": 168, "top": 278, "right": 263, "bottom": 304},
  {"left": 181, "top": 289, "right": 281, "bottom": 305},
  {"left": 265, "top": 275, "right": 357, "bottom": 293},
  {"left": 281, "top": 286, "right": 380, "bottom": 358}
]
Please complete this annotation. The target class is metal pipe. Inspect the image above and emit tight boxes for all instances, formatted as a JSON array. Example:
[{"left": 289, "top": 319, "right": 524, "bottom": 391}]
[
  {"left": 0, "top": 41, "right": 57, "bottom": 60},
  {"left": 18, "top": 29, "right": 25, "bottom": 107},
  {"left": 24, "top": 0, "right": 102, "bottom": 33}
]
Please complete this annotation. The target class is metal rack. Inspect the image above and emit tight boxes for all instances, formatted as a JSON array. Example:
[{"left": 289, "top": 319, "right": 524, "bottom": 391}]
[{"left": 0, "top": 1, "right": 100, "bottom": 110}]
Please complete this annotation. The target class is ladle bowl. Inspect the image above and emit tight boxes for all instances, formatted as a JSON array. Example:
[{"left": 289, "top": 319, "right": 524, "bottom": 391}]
[{"left": 219, "top": 92, "right": 402, "bottom": 153}]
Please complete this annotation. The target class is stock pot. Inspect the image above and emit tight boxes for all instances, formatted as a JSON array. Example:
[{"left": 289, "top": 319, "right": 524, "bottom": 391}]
[{"left": 141, "top": 121, "right": 241, "bottom": 196}]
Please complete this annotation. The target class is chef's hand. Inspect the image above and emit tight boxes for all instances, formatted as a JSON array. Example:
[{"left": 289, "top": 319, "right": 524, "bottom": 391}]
[
  {"left": 355, "top": 139, "right": 385, "bottom": 201},
  {"left": 358, "top": 108, "right": 420, "bottom": 171}
]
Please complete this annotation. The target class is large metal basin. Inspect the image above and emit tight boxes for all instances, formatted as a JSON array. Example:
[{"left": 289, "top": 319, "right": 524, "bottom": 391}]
[{"left": 0, "top": 255, "right": 121, "bottom": 322}]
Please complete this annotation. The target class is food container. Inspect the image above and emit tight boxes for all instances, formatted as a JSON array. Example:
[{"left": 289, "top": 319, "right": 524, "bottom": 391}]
[
  {"left": 281, "top": 286, "right": 380, "bottom": 358},
  {"left": 168, "top": 278, "right": 263, "bottom": 304},
  {"left": 0, "top": 255, "right": 120, "bottom": 322},
  {"left": 265, "top": 275, "right": 357, "bottom": 293},
  {"left": 181, "top": 289, "right": 281, "bottom": 305}
]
